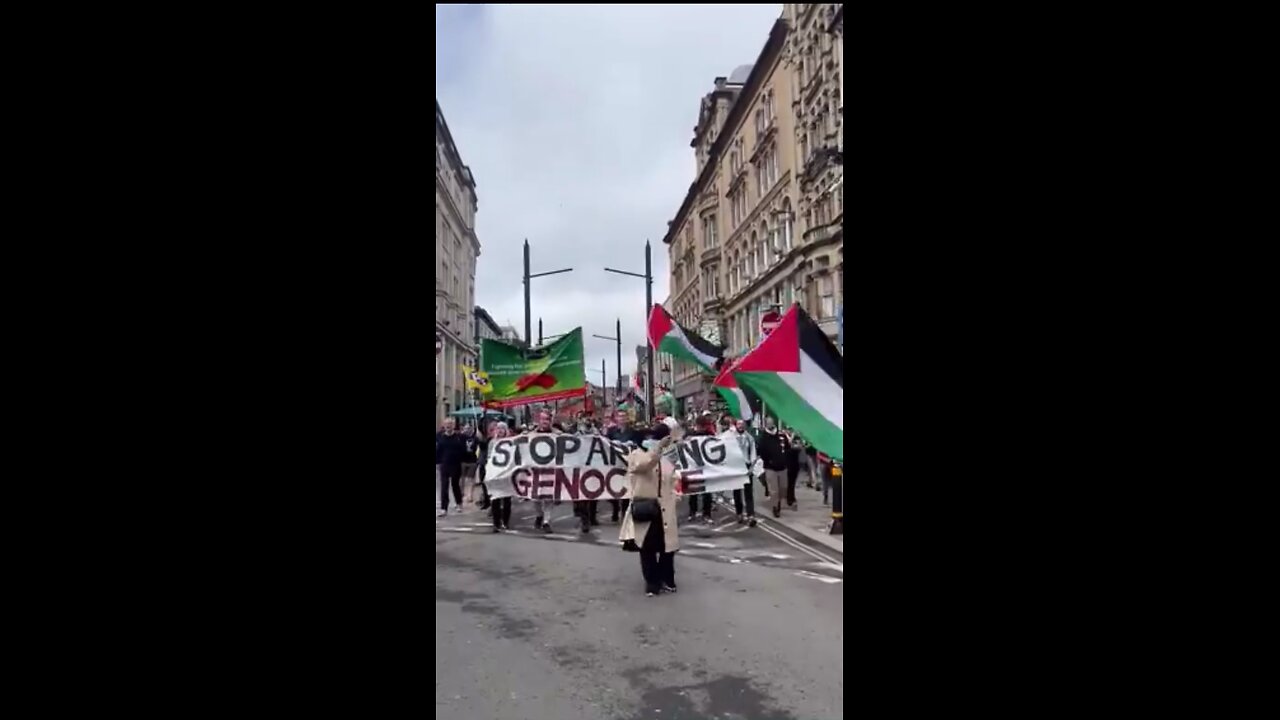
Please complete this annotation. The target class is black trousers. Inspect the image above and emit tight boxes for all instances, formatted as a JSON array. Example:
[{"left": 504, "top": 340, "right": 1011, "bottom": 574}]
[
  {"left": 687, "top": 494, "right": 713, "bottom": 519},
  {"left": 440, "top": 466, "right": 463, "bottom": 510},
  {"left": 639, "top": 518, "right": 675, "bottom": 593},
  {"left": 574, "top": 501, "right": 598, "bottom": 528},
  {"left": 491, "top": 497, "right": 512, "bottom": 528},
  {"left": 610, "top": 499, "right": 630, "bottom": 520},
  {"left": 734, "top": 481, "right": 756, "bottom": 516},
  {"left": 786, "top": 465, "right": 799, "bottom": 505}
]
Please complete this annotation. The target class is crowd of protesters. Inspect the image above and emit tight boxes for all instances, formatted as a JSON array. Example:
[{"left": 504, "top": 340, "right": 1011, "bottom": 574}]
[{"left": 435, "top": 408, "right": 837, "bottom": 596}]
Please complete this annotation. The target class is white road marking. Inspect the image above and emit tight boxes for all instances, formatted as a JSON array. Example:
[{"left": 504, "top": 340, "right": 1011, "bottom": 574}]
[
  {"left": 694, "top": 542, "right": 718, "bottom": 548},
  {"left": 710, "top": 497, "right": 842, "bottom": 568},
  {"left": 794, "top": 571, "right": 842, "bottom": 585},
  {"left": 756, "top": 521, "right": 843, "bottom": 570}
]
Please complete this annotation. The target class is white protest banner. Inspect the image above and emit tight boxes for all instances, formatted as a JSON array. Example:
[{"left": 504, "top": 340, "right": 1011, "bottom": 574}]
[{"left": 484, "top": 432, "right": 750, "bottom": 502}]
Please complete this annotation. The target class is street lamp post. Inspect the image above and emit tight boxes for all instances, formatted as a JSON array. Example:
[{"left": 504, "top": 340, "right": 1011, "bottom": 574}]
[
  {"left": 538, "top": 318, "right": 569, "bottom": 346},
  {"left": 604, "top": 241, "right": 655, "bottom": 420},
  {"left": 590, "top": 360, "right": 606, "bottom": 415},
  {"left": 524, "top": 239, "right": 573, "bottom": 346},
  {"left": 592, "top": 318, "right": 622, "bottom": 407}
]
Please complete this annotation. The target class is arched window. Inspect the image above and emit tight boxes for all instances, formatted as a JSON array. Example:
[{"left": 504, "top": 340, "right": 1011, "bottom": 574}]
[
  {"left": 748, "top": 231, "right": 758, "bottom": 278},
  {"left": 760, "top": 222, "right": 771, "bottom": 266}
]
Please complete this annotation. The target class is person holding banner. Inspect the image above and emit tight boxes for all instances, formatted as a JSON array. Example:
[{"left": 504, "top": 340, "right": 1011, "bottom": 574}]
[
  {"left": 725, "top": 421, "right": 758, "bottom": 527},
  {"left": 531, "top": 412, "right": 558, "bottom": 533},
  {"left": 607, "top": 410, "right": 643, "bottom": 523},
  {"left": 686, "top": 414, "right": 717, "bottom": 525},
  {"left": 488, "top": 423, "right": 513, "bottom": 532},
  {"left": 619, "top": 420, "right": 681, "bottom": 597}
]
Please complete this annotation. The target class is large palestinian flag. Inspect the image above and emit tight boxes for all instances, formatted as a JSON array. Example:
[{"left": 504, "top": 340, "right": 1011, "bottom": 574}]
[
  {"left": 734, "top": 304, "right": 843, "bottom": 461},
  {"left": 648, "top": 305, "right": 724, "bottom": 374},
  {"left": 713, "top": 357, "right": 762, "bottom": 421}
]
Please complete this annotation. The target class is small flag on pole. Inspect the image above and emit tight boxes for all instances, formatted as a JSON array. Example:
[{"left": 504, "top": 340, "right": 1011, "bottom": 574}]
[{"left": 462, "top": 365, "right": 493, "bottom": 394}]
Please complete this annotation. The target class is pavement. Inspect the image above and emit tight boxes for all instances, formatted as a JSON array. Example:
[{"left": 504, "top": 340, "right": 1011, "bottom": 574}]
[
  {"left": 729, "top": 476, "right": 844, "bottom": 555},
  {"left": 435, "top": 497, "right": 844, "bottom": 719}
]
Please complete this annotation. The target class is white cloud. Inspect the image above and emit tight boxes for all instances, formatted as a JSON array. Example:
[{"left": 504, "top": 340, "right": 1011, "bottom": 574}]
[{"left": 437, "top": 4, "right": 781, "bottom": 381}]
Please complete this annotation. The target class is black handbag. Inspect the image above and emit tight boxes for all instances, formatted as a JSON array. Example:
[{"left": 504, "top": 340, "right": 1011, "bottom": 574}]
[
  {"left": 630, "top": 462, "right": 663, "bottom": 523},
  {"left": 631, "top": 498, "right": 661, "bottom": 523}
]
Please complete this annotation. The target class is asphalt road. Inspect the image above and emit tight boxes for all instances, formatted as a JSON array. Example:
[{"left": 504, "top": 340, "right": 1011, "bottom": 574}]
[{"left": 435, "top": 501, "right": 844, "bottom": 719}]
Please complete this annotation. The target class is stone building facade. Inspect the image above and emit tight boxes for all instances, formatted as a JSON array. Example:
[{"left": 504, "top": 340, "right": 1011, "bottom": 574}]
[
  {"left": 663, "top": 18, "right": 799, "bottom": 415},
  {"left": 783, "top": 3, "right": 844, "bottom": 342},
  {"left": 661, "top": 6, "right": 844, "bottom": 419},
  {"left": 436, "top": 100, "right": 481, "bottom": 427}
]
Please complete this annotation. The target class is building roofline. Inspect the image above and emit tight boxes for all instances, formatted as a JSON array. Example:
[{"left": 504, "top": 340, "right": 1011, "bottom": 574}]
[
  {"left": 662, "top": 18, "right": 789, "bottom": 246},
  {"left": 436, "top": 99, "right": 478, "bottom": 197},
  {"left": 474, "top": 305, "right": 502, "bottom": 335}
]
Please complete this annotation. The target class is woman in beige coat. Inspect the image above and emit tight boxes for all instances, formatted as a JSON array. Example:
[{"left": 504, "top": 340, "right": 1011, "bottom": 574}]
[{"left": 619, "top": 423, "right": 681, "bottom": 597}]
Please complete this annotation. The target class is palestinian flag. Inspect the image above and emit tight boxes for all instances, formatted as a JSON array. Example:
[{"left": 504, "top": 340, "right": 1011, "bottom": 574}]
[
  {"left": 734, "top": 304, "right": 843, "bottom": 462},
  {"left": 647, "top": 305, "right": 724, "bottom": 374},
  {"left": 713, "top": 357, "right": 762, "bottom": 421}
]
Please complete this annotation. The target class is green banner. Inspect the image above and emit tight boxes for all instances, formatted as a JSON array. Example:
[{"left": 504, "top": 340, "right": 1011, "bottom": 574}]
[{"left": 480, "top": 328, "right": 586, "bottom": 408}]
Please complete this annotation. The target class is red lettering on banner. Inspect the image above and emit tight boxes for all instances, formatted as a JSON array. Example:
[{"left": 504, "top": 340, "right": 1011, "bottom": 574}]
[
  {"left": 512, "top": 469, "right": 532, "bottom": 497},
  {"left": 605, "top": 469, "right": 628, "bottom": 498},
  {"left": 532, "top": 468, "right": 555, "bottom": 500},
  {"left": 579, "top": 469, "right": 604, "bottom": 500},
  {"left": 554, "top": 468, "right": 579, "bottom": 501}
]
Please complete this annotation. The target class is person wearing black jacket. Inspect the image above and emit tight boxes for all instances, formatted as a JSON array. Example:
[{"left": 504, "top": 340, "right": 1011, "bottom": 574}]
[
  {"left": 462, "top": 424, "right": 483, "bottom": 508},
  {"left": 784, "top": 429, "right": 802, "bottom": 510},
  {"left": 436, "top": 418, "right": 467, "bottom": 516},
  {"left": 474, "top": 423, "right": 491, "bottom": 511},
  {"left": 756, "top": 418, "right": 791, "bottom": 518}
]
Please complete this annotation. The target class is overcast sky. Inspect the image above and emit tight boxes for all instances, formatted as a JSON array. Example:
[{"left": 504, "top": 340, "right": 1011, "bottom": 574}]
[{"left": 436, "top": 4, "right": 781, "bottom": 387}]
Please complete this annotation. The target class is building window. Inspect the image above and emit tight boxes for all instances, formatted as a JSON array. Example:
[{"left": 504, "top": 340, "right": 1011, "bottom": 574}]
[
  {"left": 704, "top": 215, "right": 717, "bottom": 249},
  {"left": 820, "top": 275, "right": 835, "bottom": 319},
  {"left": 748, "top": 232, "right": 758, "bottom": 278},
  {"left": 800, "top": 132, "right": 810, "bottom": 169},
  {"left": 782, "top": 199, "right": 794, "bottom": 252},
  {"left": 755, "top": 108, "right": 766, "bottom": 137}
]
